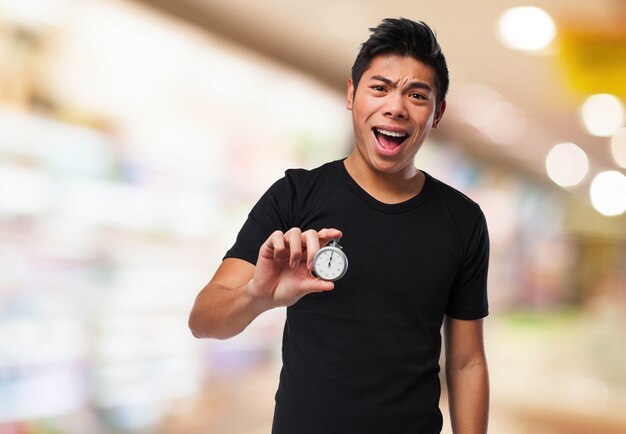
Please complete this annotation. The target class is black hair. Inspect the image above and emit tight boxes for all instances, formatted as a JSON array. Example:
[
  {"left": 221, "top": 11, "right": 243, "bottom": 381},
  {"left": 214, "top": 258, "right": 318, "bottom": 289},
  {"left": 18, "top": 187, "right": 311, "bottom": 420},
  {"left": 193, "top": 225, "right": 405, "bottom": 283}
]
[{"left": 351, "top": 18, "right": 449, "bottom": 104}]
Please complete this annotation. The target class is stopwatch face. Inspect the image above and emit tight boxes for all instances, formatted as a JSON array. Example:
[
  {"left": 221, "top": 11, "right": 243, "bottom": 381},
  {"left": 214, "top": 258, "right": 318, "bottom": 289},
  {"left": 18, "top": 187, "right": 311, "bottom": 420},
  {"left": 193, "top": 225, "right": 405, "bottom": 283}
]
[{"left": 313, "top": 246, "right": 348, "bottom": 281}]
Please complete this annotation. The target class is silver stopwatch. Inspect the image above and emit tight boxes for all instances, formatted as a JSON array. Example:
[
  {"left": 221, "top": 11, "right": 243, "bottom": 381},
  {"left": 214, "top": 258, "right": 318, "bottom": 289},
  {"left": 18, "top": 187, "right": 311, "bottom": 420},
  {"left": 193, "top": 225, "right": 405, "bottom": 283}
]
[{"left": 312, "top": 238, "right": 348, "bottom": 281}]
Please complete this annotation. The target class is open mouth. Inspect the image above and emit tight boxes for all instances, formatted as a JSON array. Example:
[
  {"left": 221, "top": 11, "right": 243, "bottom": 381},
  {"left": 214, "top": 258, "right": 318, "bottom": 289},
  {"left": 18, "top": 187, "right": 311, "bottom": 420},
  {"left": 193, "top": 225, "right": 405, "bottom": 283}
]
[{"left": 373, "top": 127, "right": 408, "bottom": 151}]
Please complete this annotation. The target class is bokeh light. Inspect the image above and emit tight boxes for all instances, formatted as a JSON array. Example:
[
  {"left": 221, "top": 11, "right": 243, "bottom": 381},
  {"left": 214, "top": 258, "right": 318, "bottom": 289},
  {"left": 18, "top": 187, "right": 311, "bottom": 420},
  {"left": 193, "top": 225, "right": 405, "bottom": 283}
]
[
  {"left": 581, "top": 94, "right": 625, "bottom": 137},
  {"left": 497, "top": 6, "right": 556, "bottom": 52},
  {"left": 590, "top": 171, "right": 626, "bottom": 216},
  {"left": 545, "top": 142, "right": 589, "bottom": 187},
  {"left": 610, "top": 127, "right": 626, "bottom": 168}
]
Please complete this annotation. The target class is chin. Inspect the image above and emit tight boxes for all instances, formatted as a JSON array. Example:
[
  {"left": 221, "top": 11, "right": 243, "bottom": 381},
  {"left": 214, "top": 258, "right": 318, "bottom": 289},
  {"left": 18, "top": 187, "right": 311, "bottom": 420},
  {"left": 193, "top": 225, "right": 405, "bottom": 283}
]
[{"left": 369, "top": 158, "right": 408, "bottom": 175}]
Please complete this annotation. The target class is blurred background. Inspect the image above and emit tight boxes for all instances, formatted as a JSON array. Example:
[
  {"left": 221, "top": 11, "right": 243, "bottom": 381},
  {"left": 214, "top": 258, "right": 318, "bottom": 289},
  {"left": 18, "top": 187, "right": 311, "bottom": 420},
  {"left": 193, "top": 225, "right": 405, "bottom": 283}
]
[{"left": 0, "top": 0, "right": 625, "bottom": 433}]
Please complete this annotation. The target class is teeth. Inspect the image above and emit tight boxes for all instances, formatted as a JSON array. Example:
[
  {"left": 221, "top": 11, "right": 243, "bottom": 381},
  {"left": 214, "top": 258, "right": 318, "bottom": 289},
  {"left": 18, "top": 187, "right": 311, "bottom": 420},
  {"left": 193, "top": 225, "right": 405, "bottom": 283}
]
[{"left": 376, "top": 128, "right": 407, "bottom": 138}]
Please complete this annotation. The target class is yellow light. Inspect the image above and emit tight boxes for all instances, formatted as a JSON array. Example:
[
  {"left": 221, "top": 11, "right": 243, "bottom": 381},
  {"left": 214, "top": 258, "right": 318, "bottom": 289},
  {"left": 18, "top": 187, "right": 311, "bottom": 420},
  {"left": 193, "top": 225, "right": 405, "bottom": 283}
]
[{"left": 558, "top": 27, "right": 626, "bottom": 96}]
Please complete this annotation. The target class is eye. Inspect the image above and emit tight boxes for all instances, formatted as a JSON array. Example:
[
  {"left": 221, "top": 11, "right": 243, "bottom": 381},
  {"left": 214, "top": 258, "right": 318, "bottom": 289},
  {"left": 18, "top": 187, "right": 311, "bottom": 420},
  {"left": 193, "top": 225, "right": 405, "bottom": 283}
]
[
  {"left": 371, "top": 85, "right": 386, "bottom": 92},
  {"left": 409, "top": 92, "right": 426, "bottom": 100}
]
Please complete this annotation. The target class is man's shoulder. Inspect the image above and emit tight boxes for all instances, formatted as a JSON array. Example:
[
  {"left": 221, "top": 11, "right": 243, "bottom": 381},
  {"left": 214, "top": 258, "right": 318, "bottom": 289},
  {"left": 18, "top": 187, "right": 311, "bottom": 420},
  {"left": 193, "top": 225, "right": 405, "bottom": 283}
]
[
  {"left": 285, "top": 159, "right": 340, "bottom": 176},
  {"left": 283, "top": 159, "right": 342, "bottom": 186},
  {"left": 425, "top": 172, "right": 482, "bottom": 215}
]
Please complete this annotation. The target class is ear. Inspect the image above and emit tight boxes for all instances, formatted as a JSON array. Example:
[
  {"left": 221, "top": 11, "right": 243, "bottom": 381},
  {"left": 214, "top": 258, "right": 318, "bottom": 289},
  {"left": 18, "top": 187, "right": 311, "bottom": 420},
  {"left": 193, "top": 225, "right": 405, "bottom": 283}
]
[
  {"left": 433, "top": 100, "right": 446, "bottom": 128},
  {"left": 347, "top": 78, "right": 355, "bottom": 110}
]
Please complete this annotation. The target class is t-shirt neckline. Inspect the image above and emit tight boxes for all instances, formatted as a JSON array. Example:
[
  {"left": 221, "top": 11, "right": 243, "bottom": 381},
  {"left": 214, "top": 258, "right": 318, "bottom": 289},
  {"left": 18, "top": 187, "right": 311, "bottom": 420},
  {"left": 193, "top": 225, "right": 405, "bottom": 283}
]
[{"left": 333, "top": 159, "right": 432, "bottom": 214}]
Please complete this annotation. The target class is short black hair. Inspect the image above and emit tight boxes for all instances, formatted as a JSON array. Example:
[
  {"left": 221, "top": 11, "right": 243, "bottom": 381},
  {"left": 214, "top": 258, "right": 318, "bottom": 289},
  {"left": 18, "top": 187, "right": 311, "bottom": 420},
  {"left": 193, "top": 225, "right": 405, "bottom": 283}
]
[{"left": 351, "top": 18, "right": 449, "bottom": 104}]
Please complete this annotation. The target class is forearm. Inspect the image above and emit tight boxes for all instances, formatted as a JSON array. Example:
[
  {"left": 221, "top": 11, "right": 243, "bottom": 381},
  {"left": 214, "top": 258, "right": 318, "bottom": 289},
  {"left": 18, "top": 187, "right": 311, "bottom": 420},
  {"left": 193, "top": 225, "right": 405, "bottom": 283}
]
[
  {"left": 446, "top": 361, "right": 489, "bottom": 434},
  {"left": 188, "top": 280, "right": 272, "bottom": 340}
]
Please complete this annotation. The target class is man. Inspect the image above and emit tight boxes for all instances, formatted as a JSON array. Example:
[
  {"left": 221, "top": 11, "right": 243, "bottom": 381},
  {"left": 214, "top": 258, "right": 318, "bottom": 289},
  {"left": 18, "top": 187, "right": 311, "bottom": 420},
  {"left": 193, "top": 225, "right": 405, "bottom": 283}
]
[{"left": 189, "top": 18, "right": 490, "bottom": 434}]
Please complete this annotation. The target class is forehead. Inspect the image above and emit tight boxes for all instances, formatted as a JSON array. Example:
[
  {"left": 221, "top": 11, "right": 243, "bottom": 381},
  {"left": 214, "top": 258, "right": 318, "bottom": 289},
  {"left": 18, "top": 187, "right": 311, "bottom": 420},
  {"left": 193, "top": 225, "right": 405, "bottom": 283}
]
[{"left": 363, "top": 55, "right": 437, "bottom": 87}]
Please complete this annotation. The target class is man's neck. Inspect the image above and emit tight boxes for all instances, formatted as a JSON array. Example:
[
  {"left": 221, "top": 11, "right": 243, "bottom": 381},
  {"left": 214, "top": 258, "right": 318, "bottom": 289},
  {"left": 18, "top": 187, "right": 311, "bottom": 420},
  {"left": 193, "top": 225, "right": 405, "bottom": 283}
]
[{"left": 343, "top": 154, "right": 425, "bottom": 204}]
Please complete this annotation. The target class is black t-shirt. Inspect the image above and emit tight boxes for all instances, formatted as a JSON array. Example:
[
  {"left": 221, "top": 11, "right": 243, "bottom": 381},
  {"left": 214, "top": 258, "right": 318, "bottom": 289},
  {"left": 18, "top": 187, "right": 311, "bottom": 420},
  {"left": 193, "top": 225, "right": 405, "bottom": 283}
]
[{"left": 225, "top": 160, "right": 489, "bottom": 434}]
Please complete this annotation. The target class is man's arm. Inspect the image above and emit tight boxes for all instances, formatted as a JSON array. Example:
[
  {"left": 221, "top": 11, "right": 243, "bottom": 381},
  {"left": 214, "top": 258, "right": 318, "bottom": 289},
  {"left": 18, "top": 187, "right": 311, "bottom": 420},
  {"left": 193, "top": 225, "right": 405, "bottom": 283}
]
[
  {"left": 189, "top": 258, "right": 266, "bottom": 339},
  {"left": 188, "top": 228, "right": 342, "bottom": 339},
  {"left": 444, "top": 316, "right": 489, "bottom": 434}
]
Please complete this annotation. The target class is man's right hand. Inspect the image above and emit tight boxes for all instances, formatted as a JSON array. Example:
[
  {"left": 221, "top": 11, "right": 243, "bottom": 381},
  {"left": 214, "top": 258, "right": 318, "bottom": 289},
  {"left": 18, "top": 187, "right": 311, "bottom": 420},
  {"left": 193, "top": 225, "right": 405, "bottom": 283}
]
[
  {"left": 247, "top": 227, "right": 343, "bottom": 308},
  {"left": 189, "top": 227, "right": 342, "bottom": 339}
]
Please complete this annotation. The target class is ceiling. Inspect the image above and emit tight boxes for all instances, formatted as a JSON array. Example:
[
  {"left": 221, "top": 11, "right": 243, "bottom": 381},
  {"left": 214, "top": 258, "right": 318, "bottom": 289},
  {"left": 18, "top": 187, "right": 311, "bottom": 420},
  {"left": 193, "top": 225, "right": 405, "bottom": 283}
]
[{"left": 133, "top": 0, "right": 626, "bottom": 191}]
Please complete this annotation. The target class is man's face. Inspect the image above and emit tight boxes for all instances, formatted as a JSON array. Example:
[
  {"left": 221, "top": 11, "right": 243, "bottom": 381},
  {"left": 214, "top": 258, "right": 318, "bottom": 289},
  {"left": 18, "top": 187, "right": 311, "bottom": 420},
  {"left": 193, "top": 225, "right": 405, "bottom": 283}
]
[{"left": 347, "top": 54, "right": 446, "bottom": 176}]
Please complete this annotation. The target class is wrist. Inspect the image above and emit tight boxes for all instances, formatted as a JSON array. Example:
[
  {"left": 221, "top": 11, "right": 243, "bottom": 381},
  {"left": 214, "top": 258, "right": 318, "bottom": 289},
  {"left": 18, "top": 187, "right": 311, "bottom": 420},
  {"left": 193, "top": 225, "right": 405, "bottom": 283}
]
[{"left": 244, "top": 278, "right": 276, "bottom": 313}]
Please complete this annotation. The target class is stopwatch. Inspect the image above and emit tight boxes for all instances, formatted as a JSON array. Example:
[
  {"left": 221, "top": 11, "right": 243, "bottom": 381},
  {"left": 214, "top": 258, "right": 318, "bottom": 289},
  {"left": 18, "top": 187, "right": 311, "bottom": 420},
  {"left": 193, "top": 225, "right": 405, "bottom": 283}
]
[{"left": 312, "top": 238, "right": 348, "bottom": 281}]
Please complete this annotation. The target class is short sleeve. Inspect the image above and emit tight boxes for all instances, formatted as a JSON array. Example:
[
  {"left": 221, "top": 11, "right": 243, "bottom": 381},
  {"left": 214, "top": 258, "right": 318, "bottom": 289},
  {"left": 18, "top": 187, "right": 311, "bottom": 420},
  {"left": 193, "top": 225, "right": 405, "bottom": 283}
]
[
  {"left": 224, "top": 177, "right": 292, "bottom": 265},
  {"left": 445, "top": 210, "right": 490, "bottom": 320}
]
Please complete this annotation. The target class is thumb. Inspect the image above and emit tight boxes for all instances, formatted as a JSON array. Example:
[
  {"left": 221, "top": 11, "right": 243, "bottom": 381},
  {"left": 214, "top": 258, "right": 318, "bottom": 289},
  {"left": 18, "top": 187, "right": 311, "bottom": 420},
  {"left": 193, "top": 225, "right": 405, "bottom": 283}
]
[{"left": 298, "top": 277, "right": 335, "bottom": 296}]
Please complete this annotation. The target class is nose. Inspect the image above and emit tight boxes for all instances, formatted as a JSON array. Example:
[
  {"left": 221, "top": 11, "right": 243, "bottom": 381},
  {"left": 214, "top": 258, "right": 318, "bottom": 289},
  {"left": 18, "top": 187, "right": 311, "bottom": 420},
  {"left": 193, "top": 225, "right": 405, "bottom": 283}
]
[{"left": 383, "top": 92, "right": 408, "bottom": 119}]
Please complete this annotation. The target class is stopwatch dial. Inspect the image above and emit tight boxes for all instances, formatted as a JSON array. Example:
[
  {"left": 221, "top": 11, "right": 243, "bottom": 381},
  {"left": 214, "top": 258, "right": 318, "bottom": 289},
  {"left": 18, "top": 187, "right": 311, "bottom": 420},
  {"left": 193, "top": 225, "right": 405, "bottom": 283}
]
[{"left": 313, "top": 248, "right": 347, "bottom": 281}]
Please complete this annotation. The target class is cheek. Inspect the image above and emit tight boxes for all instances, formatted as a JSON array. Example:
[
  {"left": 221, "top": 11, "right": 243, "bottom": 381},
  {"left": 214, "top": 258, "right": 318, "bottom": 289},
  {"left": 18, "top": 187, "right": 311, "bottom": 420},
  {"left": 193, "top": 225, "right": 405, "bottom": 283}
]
[
  {"left": 354, "top": 100, "right": 378, "bottom": 122},
  {"left": 409, "top": 108, "right": 435, "bottom": 126},
  {"left": 352, "top": 104, "right": 366, "bottom": 125}
]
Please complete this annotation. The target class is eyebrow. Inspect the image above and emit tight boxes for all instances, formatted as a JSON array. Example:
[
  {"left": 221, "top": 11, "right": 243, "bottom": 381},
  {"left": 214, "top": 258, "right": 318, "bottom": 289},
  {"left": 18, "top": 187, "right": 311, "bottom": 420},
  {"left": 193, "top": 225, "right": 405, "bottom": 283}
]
[{"left": 370, "top": 75, "right": 434, "bottom": 93}]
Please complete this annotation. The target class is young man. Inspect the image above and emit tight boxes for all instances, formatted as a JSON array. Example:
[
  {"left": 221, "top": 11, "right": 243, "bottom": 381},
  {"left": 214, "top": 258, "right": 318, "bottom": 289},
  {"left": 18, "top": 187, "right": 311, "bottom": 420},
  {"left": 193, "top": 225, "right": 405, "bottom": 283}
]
[{"left": 189, "top": 18, "right": 490, "bottom": 434}]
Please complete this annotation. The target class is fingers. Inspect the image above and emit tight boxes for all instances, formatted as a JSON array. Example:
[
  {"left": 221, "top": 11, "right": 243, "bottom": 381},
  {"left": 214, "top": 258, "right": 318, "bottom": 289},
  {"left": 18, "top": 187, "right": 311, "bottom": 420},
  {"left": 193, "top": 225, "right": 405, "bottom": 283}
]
[
  {"left": 302, "top": 228, "right": 342, "bottom": 270},
  {"left": 264, "top": 227, "right": 343, "bottom": 270},
  {"left": 299, "top": 227, "right": 343, "bottom": 270},
  {"left": 266, "top": 230, "right": 286, "bottom": 261},
  {"left": 302, "top": 230, "right": 320, "bottom": 269},
  {"left": 265, "top": 228, "right": 305, "bottom": 268},
  {"left": 299, "top": 277, "right": 335, "bottom": 294},
  {"left": 285, "top": 228, "right": 303, "bottom": 268},
  {"left": 317, "top": 228, "right": 343, "bottom": 246}
]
